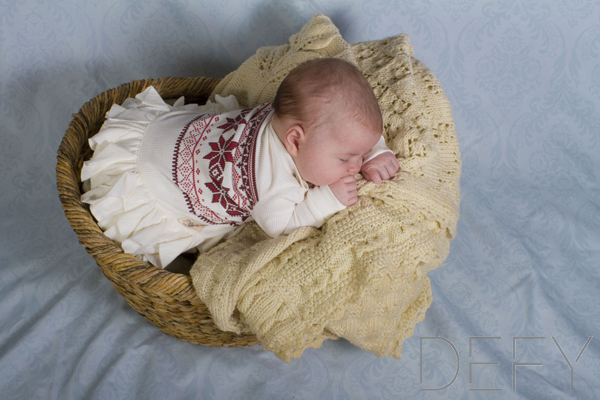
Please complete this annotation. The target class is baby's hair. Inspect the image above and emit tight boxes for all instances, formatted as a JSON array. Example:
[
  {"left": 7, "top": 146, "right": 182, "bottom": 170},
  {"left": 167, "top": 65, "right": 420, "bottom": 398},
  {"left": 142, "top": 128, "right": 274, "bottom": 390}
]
[{"left": 272, "top": 58, "right": 382, "bottom": 134}]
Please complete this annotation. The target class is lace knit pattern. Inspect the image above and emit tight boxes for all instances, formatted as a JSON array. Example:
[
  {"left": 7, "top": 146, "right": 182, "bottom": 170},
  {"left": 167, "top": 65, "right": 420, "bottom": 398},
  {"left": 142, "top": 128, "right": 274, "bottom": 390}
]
[{"left": 190, "top": 14, "right": 461, "bottom": 362}]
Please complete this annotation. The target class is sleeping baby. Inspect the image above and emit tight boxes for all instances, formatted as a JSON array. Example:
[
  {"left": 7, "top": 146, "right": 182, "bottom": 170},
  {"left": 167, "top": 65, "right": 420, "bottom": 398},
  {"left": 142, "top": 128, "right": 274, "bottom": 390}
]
[{"left": 81, "top": 58, "right": 400, "bottom": 268}]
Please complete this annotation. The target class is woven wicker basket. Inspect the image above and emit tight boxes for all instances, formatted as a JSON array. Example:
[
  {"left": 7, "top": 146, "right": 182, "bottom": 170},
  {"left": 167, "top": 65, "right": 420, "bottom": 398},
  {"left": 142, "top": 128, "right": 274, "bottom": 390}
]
[{"left": 56, "top": 77, "right": 259, "bottom": 347}]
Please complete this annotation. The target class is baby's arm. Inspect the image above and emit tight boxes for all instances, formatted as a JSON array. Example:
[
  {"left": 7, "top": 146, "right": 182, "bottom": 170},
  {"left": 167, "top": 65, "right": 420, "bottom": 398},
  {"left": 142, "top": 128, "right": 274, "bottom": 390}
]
[
  {"left": 251, "top": 184, "right": 346, "bottom": 237},
  {"left": 361, "top": 136, "right": 400, "bottom": 184}
]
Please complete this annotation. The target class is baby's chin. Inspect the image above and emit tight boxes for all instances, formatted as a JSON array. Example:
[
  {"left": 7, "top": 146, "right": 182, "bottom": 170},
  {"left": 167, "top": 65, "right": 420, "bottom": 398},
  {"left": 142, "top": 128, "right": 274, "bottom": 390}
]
[{"left": 307, "top": 180, "right": 325, "bottom": 187}]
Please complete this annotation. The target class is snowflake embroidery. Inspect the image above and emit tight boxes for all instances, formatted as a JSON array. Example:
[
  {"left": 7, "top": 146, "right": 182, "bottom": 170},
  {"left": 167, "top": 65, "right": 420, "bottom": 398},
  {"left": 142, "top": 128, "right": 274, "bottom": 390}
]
[
  {"left": 172, "top": 104, "right": 273, "bottom": 226},
  {"left": 204, "top": 176, "right": 247, "bottom": 219},
  {"left": 217, "top": 109, "right": 250, "bottom": 133},
  {"left": 203, "top": 135, "right": 238, "bottom": 171},
  {"left": 205, "top": 176, "right": 232, "bottom": 208}
]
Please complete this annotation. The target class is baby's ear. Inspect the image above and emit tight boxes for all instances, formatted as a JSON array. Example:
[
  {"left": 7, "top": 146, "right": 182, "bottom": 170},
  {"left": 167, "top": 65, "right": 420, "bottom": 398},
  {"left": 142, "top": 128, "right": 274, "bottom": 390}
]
[{"left": 284, "top": 124, "right": 304, "bottom": 156}]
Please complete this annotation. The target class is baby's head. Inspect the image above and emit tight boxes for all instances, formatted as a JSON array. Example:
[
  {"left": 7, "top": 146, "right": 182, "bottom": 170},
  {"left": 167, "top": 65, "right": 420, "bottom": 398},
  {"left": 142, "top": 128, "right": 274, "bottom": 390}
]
[{"left": 271, "top": 58, "right": 383, "bottom": 186}]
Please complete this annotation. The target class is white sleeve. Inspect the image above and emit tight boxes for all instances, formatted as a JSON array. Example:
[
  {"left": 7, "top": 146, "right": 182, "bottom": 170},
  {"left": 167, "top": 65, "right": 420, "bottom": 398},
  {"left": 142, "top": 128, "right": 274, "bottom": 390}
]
[
  {"left": 282, "top": 185, "right": 345, "bottom": 235},
  {"left": 251, "top": 184, "right": 346, "bottom": 237},
  {"left": 363, "top": 135, "right": 394, "bottom": 163}
]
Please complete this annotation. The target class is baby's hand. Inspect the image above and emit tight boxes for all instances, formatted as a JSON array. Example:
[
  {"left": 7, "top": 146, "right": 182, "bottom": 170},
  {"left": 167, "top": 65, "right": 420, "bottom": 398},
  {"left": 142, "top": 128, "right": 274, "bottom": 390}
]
[
  {"left": 361, "top": 153, "right": 400, "bottom": 184},
  {"left": 329, "top": 175, "right": 358, "bottom": 207}
]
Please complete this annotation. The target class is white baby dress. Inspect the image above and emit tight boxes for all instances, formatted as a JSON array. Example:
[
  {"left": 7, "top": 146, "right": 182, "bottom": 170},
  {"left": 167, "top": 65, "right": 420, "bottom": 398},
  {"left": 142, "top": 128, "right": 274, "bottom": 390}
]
[{"left": 81, "top": 87, "right": 390, "bottom": 268}]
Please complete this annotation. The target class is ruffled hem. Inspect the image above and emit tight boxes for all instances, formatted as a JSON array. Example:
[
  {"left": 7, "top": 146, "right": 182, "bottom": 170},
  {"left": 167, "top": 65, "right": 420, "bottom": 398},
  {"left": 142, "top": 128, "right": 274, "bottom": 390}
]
[{"left": 81, "top": 86, "right": 239, "bottom": 268}]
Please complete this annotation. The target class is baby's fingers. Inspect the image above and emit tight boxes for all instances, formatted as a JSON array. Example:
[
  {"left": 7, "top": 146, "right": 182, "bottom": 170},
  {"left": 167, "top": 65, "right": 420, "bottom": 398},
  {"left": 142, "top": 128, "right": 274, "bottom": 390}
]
[
  {"left": 347, "top": 186, "right": 358, "bottom": 205},
  {"left": 388, "top": 157, "right": 400, "bottom": 175},
  {"left": 342, "top": 175, "right": 357, "bottom": 184},
  {"left": 378, "top": 159, "right": 398, "bottom": 181},
  {"left": 381, "top": 165, "right": 394, "bottom": 180},
  {"left": 365, "top": 168, "right": 383, "bottom": 184}
]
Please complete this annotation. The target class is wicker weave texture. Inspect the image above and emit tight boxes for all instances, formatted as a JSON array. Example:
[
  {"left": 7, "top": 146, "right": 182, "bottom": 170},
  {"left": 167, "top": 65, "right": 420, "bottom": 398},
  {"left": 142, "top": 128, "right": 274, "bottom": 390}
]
[{"left": 56, "top": 77, "right": 259, "bottom": 347}]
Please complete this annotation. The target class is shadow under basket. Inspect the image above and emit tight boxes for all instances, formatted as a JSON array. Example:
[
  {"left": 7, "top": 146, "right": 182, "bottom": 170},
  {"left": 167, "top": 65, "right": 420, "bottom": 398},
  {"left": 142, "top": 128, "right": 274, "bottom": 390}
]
[{"left": 56, "top": 77, "right": 259, "bottom": 347}]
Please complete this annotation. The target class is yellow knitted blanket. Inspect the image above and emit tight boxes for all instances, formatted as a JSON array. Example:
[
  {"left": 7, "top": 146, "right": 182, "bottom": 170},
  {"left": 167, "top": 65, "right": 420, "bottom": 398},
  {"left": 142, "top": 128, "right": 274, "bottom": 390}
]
[{"left": 190, "top": 15, "right": 461, "bottom": 362}]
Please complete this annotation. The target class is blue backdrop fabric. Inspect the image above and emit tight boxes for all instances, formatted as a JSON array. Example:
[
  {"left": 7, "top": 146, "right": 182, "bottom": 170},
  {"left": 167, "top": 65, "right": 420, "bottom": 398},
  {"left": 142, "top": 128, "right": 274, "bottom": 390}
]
[{"left": 1, "top": 1, "right": 599, "bottom": 399}]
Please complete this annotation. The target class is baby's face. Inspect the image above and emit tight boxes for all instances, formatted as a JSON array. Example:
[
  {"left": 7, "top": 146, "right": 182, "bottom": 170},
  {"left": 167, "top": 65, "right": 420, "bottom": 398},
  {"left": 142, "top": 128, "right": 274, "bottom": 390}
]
[{"left": 295, "top": 118, "right": 381, "bottom": 187}]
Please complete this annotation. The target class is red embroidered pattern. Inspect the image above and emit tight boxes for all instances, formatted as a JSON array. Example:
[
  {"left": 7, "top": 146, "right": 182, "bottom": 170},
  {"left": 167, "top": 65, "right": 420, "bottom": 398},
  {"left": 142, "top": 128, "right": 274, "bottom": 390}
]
[
  {"left": 172, "top": 104, "right": 272, "bottom": 226},
  {"left": 203, "top": 135, "right": 239, "bottom": 177},
  {"left": 172, "top": 112, "right": 228, "bottom": 225},
  {"left": 231, "top": 105, "right": 271, "bottom": 211}
]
